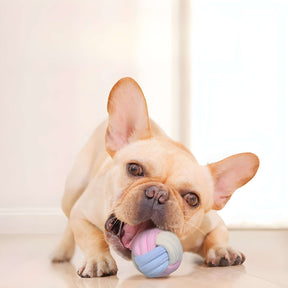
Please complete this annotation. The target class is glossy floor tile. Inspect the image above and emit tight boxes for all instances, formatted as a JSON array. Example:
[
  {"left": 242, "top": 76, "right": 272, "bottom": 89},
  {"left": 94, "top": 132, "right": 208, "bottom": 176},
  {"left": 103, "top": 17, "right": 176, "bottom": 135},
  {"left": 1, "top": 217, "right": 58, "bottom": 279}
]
[{"left": 0, "top": 230, "right": 287, "bottom": 287}]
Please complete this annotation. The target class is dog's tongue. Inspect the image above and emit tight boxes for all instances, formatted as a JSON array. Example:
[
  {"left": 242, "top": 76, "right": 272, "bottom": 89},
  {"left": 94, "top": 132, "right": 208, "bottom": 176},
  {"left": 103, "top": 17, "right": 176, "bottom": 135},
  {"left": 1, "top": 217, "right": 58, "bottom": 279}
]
[
  {"left": 122, "top": 221, "right": 153, "bottom": 249},
  {"left": 121, "top": 225, "right": 139, "bottom": 249}
]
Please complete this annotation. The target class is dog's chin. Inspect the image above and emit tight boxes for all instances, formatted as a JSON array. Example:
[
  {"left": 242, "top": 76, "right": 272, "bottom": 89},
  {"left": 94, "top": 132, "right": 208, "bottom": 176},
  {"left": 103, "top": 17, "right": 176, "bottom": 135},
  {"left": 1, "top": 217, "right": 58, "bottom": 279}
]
[{"left": 104, "top": 214, "right": 155, "bottom": 260}]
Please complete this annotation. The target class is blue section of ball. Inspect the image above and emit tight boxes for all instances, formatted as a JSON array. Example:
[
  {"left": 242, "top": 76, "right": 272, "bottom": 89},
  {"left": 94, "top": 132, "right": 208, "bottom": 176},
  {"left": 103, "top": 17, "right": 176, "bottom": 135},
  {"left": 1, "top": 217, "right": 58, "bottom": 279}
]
[{"left": 133, "top": 246, "right": 169, "bottom": 278}]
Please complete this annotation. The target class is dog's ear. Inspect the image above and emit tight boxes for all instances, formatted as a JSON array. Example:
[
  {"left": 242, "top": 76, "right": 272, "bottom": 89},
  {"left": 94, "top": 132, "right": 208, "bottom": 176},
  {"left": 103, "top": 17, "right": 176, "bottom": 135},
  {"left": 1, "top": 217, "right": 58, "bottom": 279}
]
[
  {"left": 207, "top": 153, "right": 259, "bottom": 210},
  {"left": 105, "top": 77, "right": 151, "bottom": 156}
]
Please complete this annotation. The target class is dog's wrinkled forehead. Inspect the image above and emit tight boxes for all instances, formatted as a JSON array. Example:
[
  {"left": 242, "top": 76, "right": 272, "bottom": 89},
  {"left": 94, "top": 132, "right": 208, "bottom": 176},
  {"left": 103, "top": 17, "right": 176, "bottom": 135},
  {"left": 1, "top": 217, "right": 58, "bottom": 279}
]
[
  {"left": 114, "top": 137, "right": 195, "bottom": 167},
  {"left": 114, "top": 138, "right": 209, "bottom": 183}
]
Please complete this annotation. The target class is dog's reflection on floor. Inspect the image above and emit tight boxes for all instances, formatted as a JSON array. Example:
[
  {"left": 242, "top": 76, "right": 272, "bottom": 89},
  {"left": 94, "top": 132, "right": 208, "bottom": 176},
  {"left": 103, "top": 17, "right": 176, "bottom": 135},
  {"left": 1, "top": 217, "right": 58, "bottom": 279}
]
[{"left": 51, "top": 253, "right": 245, "bottom": 288}]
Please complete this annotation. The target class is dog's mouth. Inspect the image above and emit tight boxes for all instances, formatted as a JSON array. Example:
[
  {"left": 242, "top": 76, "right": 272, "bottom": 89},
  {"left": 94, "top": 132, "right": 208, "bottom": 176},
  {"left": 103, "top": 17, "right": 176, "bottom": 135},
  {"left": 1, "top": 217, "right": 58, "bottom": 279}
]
[{"left": 105, "top": 214, "right": 155, "bottom": 259}]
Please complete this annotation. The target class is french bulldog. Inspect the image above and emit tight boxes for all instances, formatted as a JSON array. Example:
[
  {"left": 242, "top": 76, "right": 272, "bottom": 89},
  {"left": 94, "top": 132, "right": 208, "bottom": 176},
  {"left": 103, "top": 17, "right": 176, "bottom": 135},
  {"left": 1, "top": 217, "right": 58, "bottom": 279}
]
[{"left": 51, "top": 77, "right": 259, "bottom": 278}]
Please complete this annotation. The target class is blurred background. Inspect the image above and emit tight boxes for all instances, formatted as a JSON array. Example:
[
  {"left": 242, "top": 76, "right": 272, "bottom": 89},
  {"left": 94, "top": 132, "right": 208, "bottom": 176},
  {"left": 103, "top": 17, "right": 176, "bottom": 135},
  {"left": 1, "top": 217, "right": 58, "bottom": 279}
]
[{"left": 0, "top": 0, "right": 287, "bottom": 233}]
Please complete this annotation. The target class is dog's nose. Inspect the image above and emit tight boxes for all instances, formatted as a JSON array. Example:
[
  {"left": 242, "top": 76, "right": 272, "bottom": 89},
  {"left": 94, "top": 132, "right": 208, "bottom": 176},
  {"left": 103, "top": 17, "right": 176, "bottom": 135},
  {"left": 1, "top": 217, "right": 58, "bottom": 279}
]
[{"left": 145, "top": 185, "right": 168, "bottom": 204}]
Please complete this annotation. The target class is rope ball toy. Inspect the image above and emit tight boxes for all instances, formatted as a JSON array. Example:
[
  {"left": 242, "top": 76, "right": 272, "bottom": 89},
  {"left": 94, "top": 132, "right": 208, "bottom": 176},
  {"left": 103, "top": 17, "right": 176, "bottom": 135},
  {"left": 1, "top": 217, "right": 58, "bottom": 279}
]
[{"left": 131, "top": 228, "right": 183, "bottom": 278}]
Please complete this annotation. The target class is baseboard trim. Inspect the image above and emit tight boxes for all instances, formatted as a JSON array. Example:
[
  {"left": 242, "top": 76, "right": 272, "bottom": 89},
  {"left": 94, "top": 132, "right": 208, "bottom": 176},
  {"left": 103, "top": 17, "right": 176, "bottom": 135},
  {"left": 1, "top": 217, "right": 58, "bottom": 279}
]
[
  {"left": 0, "top": 207, "right": 67, "bottom": 234},
  {"left": 0, "top": 207, "right": 287, "bottom": 234}
]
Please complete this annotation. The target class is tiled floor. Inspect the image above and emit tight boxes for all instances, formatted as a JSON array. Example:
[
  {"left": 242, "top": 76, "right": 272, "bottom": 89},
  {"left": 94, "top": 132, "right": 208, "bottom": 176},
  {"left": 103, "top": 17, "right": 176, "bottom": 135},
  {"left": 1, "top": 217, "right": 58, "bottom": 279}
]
[{"left": 0, "top": 230, "right": 287, "bottom": 287}]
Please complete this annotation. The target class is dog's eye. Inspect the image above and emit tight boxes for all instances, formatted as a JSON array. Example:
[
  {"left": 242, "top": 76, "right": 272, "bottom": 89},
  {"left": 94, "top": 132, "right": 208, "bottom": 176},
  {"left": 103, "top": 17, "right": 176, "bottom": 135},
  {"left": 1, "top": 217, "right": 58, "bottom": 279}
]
[
  {"left": 127, "top": 163, "right": 144, "bottom": 177},
  {"left": 183, "top": 192, "right": 200, "bottom": 208}
]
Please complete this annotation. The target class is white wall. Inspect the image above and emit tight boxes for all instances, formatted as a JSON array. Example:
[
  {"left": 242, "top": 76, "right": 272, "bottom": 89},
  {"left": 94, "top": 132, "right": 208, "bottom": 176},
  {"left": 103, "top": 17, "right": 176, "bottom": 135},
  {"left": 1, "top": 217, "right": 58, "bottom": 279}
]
[
  {"left": 1, "top": 0, "right": 287, "bottom": 233},
  {"left": 0, "top": 0, "right": 174, "bottom": 233}
]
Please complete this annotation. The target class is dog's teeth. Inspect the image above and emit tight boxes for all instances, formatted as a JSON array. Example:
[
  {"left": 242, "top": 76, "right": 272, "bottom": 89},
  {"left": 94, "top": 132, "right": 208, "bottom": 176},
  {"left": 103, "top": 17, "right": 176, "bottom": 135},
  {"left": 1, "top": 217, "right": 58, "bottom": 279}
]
[
  {"left": 118, "top": 221, "right": 125, "bottom": 237},
  {"left": 112, "top": 219, "right": 121, "bottom": 234},
  {"left": 105, "top": 214, "right": 126, "bottom": 238}
]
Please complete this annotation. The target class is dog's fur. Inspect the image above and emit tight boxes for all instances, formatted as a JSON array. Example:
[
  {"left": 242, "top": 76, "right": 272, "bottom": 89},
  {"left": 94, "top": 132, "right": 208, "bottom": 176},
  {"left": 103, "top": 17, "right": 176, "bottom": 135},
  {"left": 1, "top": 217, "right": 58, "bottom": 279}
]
[{"left": 51, "top": 77, "right": 259, "bottom": 277}]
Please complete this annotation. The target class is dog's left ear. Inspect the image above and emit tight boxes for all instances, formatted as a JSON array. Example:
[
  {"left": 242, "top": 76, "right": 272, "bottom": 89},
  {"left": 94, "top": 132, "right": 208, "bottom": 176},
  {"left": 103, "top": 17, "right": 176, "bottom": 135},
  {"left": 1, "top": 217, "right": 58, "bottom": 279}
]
[
  {"left": 208, "top": 153, "right": 259, "bottom": 210},
  {"left": 105, "top": 77, "right": 151, "bottom": 157}
]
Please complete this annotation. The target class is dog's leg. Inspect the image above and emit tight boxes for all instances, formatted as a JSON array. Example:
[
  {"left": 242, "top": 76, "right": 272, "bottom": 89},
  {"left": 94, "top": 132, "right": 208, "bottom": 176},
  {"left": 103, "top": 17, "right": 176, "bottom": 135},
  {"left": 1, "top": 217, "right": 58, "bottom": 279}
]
[
  {"left": 51, "top": 223, "right": 75, "bottom": 262},
  {"left": 70, "top": 216, "right": 117, "bottom": 278},
  {"left": 202, "top": 224, "right": 245, "bottom": 267}
]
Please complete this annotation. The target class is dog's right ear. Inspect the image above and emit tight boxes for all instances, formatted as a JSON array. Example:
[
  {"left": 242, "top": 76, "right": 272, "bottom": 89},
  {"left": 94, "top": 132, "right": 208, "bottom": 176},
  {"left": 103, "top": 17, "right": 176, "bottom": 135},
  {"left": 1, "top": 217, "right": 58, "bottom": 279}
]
[{"left": 105, "top": 77, "right": 151, "bottom": 157}]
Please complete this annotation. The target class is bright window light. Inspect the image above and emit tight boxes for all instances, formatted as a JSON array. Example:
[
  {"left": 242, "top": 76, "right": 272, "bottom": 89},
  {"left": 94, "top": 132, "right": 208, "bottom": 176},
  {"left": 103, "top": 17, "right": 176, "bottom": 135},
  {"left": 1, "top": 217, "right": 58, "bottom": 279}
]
[{"left": 190, "top": 0, "right": 288, "bottom": 227}]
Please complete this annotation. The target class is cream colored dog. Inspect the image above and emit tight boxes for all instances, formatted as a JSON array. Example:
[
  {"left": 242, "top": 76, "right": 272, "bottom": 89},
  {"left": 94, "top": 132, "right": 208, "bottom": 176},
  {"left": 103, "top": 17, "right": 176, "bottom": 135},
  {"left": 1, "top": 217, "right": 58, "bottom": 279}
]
[{"left": 52, "top": 77, "right": 259, "bottom": 278}]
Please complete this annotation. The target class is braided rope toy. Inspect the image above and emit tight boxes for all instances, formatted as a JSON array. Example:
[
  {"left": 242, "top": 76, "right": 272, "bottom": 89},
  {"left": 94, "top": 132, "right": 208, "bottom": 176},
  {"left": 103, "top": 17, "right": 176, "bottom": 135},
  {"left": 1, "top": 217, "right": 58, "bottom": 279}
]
[{"left": 131, "top": 228, "right": 183, "bottom": 278}]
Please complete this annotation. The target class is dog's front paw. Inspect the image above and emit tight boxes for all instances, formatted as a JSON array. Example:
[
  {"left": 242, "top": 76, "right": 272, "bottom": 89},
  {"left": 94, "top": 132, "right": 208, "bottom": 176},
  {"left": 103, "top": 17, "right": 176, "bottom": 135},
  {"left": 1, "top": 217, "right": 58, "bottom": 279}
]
[
  {"left": 205, "top": 246, "right": 245, "bottom": 267},
  {"left": 77, "top": 253, "right": 118, "bottom": 278}
]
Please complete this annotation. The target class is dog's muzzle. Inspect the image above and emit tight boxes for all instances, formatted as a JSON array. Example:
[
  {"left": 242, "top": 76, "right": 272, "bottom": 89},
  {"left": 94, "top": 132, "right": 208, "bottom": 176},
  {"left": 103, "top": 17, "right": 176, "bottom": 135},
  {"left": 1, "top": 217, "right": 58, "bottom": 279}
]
[{"left": 104, "top": 184, "right": 170, "bottom": 259}]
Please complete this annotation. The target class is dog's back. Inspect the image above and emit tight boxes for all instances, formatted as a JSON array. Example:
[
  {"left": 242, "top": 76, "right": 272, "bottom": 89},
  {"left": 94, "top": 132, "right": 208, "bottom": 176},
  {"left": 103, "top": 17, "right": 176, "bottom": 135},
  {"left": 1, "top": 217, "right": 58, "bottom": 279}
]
[{"left": 61, "top": 120, "right": 108, "bottom": 217}]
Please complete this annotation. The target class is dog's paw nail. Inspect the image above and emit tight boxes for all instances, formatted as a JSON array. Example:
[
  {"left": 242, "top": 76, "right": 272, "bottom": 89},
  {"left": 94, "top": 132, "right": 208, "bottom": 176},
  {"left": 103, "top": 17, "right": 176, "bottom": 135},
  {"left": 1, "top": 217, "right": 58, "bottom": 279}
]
[
  {"left": 77, "top": 271, "right": 90, "bottom": 278},
  {"left": 205, "top": 246, "right": 245, "bottom": 267},
  {"left": 207, "top": 262, "right": 216, "bottom": 267},
  {"left": 206, "top": 258, "right": 216, "bottom": 267},
  {"left": 77, "top": 267, "right": 85, "bottom": 277},
  {"left": 233, "top": 255, "right": 242, "bottom": 265},
  {"left": 77, "top": 254, "right": 118, "bottom": 278},
  {"left": 77, "top": 269, "right": 91, "bottom": 278},
  {"left": 219, "top": 257, "right": 229, "bottom": 266},
  {"left": 240, "top": 253, "right": 246, "bottom": 264}
]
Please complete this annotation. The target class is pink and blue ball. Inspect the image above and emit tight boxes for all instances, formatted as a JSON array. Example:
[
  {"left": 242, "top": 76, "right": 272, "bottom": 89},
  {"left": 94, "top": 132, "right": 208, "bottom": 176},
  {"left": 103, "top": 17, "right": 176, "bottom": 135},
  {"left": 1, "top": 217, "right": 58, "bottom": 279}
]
[{"left": 131, "top": 228, "right": 183, "bottom": 278}]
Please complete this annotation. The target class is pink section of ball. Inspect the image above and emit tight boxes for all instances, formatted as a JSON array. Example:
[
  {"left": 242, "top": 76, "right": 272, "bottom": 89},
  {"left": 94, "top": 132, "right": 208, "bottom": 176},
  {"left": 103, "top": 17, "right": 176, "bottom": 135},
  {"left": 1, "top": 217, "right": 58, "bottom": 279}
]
[
  {"left": 159, "top": 259, "right": 182, "bottom": 277},
  {"left": 131, "top": 228, "right": 161, "bottom": 256}
]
